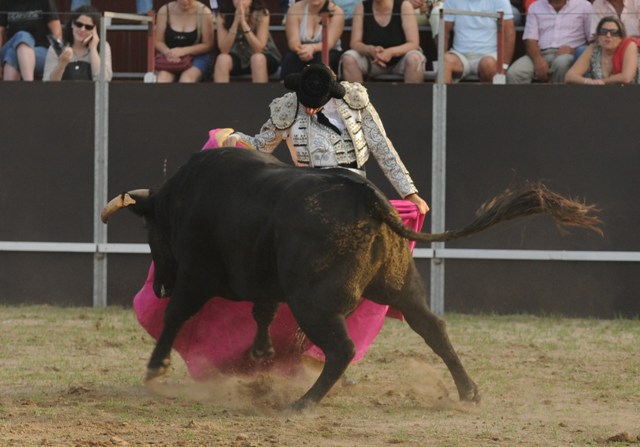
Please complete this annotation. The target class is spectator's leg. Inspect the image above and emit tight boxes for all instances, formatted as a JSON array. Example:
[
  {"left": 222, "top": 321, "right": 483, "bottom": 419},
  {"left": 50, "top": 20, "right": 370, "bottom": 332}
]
[
  {"left": 506, "top": 55, "right": 534, "bottom": 84},
  {"left": 549, "top": 54, "right": 574, "bottom": 84},
  {"left": 279, "top": 51, "right": 305, "bottom": 79},
  {"left": 477, "top": 56, "right": 497, "bottom": 83},
  {"left": 403, "top": 50, "right": 426, "bottom": 84},
  {"left": 443, "top": 52, "right": 463, "bottom": 84},
  {"left": 34, "top": 46, "right": 47, "bottom": 78},
  {"left": 179, "top": 66, "right": 203, "bottom": 83},
  {"left": 156, "top": 70, "right": 177, "bottom": 83},
  {"left": 16, "top": 43, "right": 36, "bottom": 81},
  {"left": 2, "top": 31, "right": 37, "bottom": 81},
  {"left": 214, "top": 53, "right": 233, "bottom": 83},
  {"left": 2, "top": 63, "right": 21, "bottom": 81},
  {"left": 340, "top": 50, "right": 364, "bottom": 82},
  {"left": 251, "top": 53, "right": 268, "bottom": 83}
]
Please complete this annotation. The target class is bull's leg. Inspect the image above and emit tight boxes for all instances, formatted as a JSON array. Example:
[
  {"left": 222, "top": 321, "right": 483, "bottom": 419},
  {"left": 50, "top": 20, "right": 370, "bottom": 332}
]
[
  {"left": 392, "top": 271, "right": 480, "bottom": 403},
  {"left": 250, "top": 301, "right": 279, "bottom": 361},
  {"left": 288, "top": 308, "right": 355, "bottom": 411},
  {"left": 146, "top": 294, "right": 203, "bottom": 382}
]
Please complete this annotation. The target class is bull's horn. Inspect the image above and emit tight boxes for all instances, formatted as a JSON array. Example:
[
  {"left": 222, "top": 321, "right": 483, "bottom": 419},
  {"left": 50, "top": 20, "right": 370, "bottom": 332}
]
[{"left": 101, "top": 189, "right": 149, "bottom": 223}]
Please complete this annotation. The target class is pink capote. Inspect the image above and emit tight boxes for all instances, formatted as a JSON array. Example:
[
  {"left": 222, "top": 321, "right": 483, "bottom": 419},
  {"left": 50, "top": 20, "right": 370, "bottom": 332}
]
[{"left": 133, "top": 129, "right": 425, "bottom": 380}]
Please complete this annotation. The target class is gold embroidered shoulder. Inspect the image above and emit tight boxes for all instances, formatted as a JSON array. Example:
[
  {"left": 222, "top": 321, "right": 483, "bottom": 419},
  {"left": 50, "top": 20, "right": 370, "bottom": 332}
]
[
  {"left": 269, "top": 92, "right": 299, "bottom": 130},
  {"left": 341, "top": 82, "right": 369, "bottom": 110}
]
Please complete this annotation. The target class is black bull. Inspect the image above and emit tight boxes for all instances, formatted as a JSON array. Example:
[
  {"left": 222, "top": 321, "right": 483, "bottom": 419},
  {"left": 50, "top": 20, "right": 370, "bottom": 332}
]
[{"left": 101, "top": 148, "right": 601, "bottom": 410}]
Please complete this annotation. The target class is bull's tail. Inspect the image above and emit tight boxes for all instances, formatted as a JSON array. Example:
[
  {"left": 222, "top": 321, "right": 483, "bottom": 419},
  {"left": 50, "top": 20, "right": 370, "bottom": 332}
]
[{"left": 373, "top": 182, "right": 603, "bottom": 243}]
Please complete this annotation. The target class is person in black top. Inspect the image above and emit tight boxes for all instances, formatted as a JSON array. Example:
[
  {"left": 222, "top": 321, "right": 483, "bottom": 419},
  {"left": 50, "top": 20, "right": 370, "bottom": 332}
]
[
  {"left": 340, "top": 0, "right": 426, "bottom": 83},
  {"left": 0, "top": 0, "right": 62, "bottom": 81},
  {"left": 155, "top": 0, "right": 215, "bottom": 82}
]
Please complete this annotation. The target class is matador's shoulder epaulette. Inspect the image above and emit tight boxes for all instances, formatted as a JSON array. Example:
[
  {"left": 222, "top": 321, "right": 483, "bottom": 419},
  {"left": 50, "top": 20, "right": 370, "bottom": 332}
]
[
  {"left": 269, "top": 92, "right": 298, "bottom": 129},
  {"left": 341, "top": 81, "right": 370, "bottom": 110}
]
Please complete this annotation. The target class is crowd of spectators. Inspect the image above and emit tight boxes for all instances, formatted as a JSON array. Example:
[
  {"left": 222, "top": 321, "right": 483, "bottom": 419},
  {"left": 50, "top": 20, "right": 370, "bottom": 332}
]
[{"left": 2, "top": 0, "right": 640, "bottom": 83}]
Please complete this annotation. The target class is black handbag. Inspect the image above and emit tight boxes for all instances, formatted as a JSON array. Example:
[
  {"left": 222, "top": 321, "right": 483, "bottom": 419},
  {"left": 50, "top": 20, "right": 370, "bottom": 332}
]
[{"left": 62, "top": 61, "right": 93, "bottom": 81}]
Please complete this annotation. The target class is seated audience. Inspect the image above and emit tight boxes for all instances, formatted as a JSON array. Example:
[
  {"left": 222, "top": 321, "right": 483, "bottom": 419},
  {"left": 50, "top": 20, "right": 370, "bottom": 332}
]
[
  {"left": 0, "top": 0, "right": 62, "bottom": 81},
  {"left": 43, "top": 5, "right": 112, "bottom": 81},
  {"left": 280, "top": 0, "right": 345, "bottom": 78},
  {"left": 441, "top": 0, "right": 515, "bottom": 83},
  {"left": 506, "top": 0, "right": 592, "bottom": 84},
  {"left": 155, "top": 0, "right": 215, "bottom": 83},
  {"left": 341, "top": 0, "right": 426, "bottom": 83},
  {"left": 214, "top": 0, "right": 281, "bottom": 82},
  {"left": 565, "top": 16, "right": 639, "bottom": 84},
  {"left": 590, "top": 0, "right": 640, "bottom": 39}
]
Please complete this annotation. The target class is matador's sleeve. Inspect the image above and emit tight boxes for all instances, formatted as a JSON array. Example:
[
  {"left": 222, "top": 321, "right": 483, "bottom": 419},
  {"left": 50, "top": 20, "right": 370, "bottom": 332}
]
[
  {"left": 233, "top": 93, "right": 297, "bottom": 153},
  {"left": 361, "top": 102, "right": 418, "bottom": 198}
]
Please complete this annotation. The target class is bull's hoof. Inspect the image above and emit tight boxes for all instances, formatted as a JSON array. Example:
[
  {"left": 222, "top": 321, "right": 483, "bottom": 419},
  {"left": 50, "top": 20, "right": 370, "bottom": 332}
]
[
  {"left": 459, "top": 384, "right": 481, "bottom": 404},
  {"left": 288, "top": 397, "right": 316, "bottom": 412},
  {"left": 145, "top": 358, "right": 171, "bottom": 382}
]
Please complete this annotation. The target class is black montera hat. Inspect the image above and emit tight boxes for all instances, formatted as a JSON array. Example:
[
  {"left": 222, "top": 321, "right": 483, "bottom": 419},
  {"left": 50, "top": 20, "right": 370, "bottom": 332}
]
[{"left": 284, "top": 64, "right": 346, "bottom": 108}]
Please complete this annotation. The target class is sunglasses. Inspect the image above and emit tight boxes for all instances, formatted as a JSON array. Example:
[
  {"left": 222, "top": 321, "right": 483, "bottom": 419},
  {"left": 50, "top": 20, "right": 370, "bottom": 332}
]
[
  {"left": 73, "top": 21, "right": 95, "bottom": 31},
  {"left": 597, "top": 28, "right": 622, "bottom": 37}
]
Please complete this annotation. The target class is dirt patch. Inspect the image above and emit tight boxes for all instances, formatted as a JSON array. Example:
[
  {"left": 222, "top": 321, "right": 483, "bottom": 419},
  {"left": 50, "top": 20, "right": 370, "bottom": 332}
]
[{"left": 0, "top": 307, "right": 639, "bottom": 446}]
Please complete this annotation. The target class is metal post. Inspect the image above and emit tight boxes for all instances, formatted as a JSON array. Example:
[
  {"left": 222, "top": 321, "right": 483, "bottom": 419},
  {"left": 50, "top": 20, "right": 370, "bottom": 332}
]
[
  {"left": 320, "top": 0, "right": 330, "bottom": 65},
  {"left": 430, "top": 9, "right": 447, "bottom": 315},
  {"left": 93, "top": 15, "right": 109, "bottom": 307},
  {"left": 493, "top": 11, "right": 506, "bottom": 84}
]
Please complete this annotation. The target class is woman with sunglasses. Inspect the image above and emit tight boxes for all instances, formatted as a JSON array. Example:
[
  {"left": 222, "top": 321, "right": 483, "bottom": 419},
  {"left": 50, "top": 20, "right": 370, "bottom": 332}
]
[
  {"left": 42, "top": 5, "right": 112, "bottom": 81},
  {"left": 565, "top": 16, "right": 639, "bottom": 84}
]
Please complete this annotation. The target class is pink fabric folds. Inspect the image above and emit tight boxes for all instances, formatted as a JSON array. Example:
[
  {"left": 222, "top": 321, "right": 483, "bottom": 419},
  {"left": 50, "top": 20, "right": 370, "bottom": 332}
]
[{"left": 133, "top": 200, "right": 424, "bottom": 380}]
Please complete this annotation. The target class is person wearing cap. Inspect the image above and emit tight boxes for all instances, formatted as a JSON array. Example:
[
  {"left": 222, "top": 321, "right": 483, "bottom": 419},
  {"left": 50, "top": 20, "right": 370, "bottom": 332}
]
[{"left": 224, "top": 63, "right": 429, "bottom": 214}]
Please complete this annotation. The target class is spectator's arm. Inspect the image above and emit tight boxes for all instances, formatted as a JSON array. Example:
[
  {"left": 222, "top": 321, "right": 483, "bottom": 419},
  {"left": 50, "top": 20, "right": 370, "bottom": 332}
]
[
  {"left": 348, "top": 2, "right": 368, "bottom": 55},
  {"left": 443, "top": 20, "right": 453, "bottom": 51},
  {"left": 246, "top": 10, "right": 270, "bottom": 53},
  {"left": 155, "top": 5, "right": 171, "bottom": 55},
  {"left": 48, "top": 19, "right": 63, "bottom": 40},
  {"left": 603, "top": 40, "right": 639, "bottom": 84},
  {"left": 565, "top": 43, "right": 595, "bottom": 84},
  {"left": 216, "top": 13, "right": 238, "bottom": 53},
  {"left": 503, "top": 18, "right": 515, "bottom": 64},
  {"left": 181, "top": 7, "right": 215, "bottom": 56},
  {"left": 525, "top": 38, "right": 549, "bottom": 81},
  {"left": 285, "top": 2, "right": 303, "bottom": 51}
]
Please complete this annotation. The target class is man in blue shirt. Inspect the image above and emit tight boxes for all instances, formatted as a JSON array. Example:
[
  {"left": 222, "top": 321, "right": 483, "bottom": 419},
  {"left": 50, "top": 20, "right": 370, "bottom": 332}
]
[{"left": 441, "top": 0, "right": 515, "bottom": 83}]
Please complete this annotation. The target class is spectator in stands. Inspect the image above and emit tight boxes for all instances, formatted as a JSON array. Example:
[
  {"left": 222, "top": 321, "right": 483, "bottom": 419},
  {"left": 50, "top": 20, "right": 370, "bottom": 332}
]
[
  {"left": 280, "top": 0, "right": 345, "bottom": 78},
  {"left": 441, "top": 0, "right": 515, "bottom": 83},
  {"left": 154, "top": 0, "right": 214, "bottom": 83},
  {"left": 70, "top": 0, "right": 154, "bottom": 15},
  {"left": 566, "top": 16, "right": 640, "bottom": 84},
  {"left": 340, "top": 0, "right": 426, "bottom": 83},
  {"left": 506, "top": 0, "right": 592, "bottom": 84},
  {"left": 0, "top": 0, "right": 62, "bottom": 81},
  {"left": 42, "top": 5, "right": 112, "bottom": 81},
  {"left": 590, "top": 0, "right": 640, "bottom": 39},
  {"left": 214, "top": 0, "right": 281, "bottom": 82}
]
